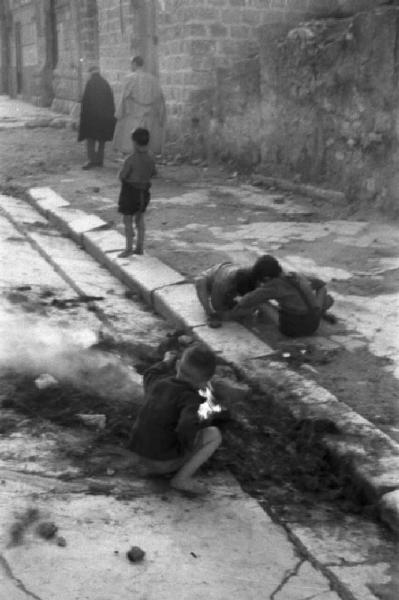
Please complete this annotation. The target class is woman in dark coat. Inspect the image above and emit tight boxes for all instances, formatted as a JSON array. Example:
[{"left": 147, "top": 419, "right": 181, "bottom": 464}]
[{"left": 78, "top": 66, "right": 116, "bottom": 169}]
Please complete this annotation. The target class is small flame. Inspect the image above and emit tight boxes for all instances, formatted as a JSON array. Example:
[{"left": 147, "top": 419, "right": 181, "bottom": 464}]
[{"left": 198, "top": 384, "right": 222, "bottom": 420}]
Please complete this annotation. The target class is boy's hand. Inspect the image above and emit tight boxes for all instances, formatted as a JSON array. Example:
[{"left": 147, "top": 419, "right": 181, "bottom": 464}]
[{"left": 163, "top": 351, "right": 178, "bottom": 366}]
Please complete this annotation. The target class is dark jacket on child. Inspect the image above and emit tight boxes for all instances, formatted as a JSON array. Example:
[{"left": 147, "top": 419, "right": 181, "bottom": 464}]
[{"left": 129, "top": 362, "right": 203, "bottom": 460}]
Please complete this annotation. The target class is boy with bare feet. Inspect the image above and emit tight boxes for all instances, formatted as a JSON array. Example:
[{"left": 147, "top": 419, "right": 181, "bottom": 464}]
[
  {"left": 118, "top": 127, "right": 156, "bottom": 257},
  {"left": 128, "top": 344, "right": 222, "bottom": 495}
]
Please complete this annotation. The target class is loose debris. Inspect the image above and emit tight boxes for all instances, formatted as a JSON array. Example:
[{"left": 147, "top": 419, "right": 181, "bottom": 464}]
[
  {"left": 126, "top": 546, "right": 145, "bottom": 563},
  {"left": 57, "top": 536, "right": 67, "bottom": 547},
  {"left": 0, "top": 327, "right": 373, "bottom": 517},
  {"left": 36, "top": 521, "right": 58, "bottom": 540}
]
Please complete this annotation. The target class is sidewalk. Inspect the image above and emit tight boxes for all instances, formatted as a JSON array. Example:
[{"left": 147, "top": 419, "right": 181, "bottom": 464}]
[
  {"left": 1, "top": 206, "right": 348, "bottom": 600},
  {"left": 1, "top": 97, "right": 399, "bottom": 535}
]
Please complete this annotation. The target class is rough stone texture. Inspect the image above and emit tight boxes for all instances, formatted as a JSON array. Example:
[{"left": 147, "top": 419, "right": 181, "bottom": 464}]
[
  {"left": 4, "top": 0, "right": 398, "bottom": 190},
  {"left": 195, "top": 322, "right": 273, "bottom": 364},
  {"left": 256, "top": 6, "right": 399, "bottom": 213}
]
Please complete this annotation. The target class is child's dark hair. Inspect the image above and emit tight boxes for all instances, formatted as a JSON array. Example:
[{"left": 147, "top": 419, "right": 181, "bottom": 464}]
[
  {"left": 183, "top": 343, "right": 216, "bottom": 379},
  {"left": 132, "top": 127, "right": 150, "bottom": 147},
  {"left": 252, "top": 254, "right": 282, "bottom": 282},
  {"left": 132, "top": 55, "right": 144, "bottom": 67}
]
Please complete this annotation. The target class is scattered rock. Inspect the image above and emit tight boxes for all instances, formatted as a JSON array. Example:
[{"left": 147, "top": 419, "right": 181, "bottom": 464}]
[
  {"left": 36, "top": 521, "right": 58, "bottom": 540},
  {"left": 77, "top": 413, "right": 106, "bottom": 430},
  {"left": 57, "top": 536, "right": 67, "bottom": 547},
  {"left": 177, "top": 334, "right": 194, "bottom": 347},
  {"left": 35, "top": 373, "right": 58, "bottom": 390},
  {"left": 126, "top": 546, "right": 145, "bottom": 563}
]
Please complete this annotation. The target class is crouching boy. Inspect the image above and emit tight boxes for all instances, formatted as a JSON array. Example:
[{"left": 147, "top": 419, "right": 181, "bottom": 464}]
[{"left": 129, "top": 343, "right": 222, "bottom": 495}]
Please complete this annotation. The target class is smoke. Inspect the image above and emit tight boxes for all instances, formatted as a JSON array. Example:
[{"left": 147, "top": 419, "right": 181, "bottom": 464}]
[{"left": 0, "top": 309, "right": 143, "bottom": 401}]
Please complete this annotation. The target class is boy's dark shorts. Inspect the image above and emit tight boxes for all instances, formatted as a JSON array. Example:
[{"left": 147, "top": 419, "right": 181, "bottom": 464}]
[
  {"left": 279, "top": 309, "right": 321, "bottom": 337},
  {"left": 118, "top": 181, "right": 150, "bottom": 215}
]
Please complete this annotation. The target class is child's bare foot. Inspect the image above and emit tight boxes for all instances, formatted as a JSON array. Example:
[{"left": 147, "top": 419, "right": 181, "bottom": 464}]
[
  {"left": 170, "top": 477, "right": 209, "bottom": 496},
  {"left": 118, "top": 249, "right": 133, "bottom": 258},
  {"left": 322, "top": 312, "right": 338, "bottom": 324}
]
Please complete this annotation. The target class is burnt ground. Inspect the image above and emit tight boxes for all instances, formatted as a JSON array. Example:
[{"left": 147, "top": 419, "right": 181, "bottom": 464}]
[{"left": 0, "top": 285, "right": 391, "bottom": 537}]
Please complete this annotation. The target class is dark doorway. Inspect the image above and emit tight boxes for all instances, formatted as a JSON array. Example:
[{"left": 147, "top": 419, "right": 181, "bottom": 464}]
[{"left": 15, "top": 21, "right": 22, "bottom": 94}]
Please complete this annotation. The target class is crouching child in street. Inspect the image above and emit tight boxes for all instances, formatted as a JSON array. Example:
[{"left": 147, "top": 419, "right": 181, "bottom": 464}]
[
  {"left": 128, "top": 343, "right": 222, "bottom": 495},
  {"left": 118, "top": 127, "right": 156, "bottom": 257},
  {"left": 231, "top": 255, "right": 335, "bottom": 337}
]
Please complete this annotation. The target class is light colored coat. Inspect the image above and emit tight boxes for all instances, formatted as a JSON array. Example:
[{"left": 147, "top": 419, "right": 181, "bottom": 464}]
[{"left": 113, "top": 70, "right": 166, "bottom": 154}]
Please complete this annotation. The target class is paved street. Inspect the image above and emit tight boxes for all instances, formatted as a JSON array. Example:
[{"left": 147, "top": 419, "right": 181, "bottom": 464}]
[
  {"left": 1, "top": 95, "right": 398, "bottom": 442},
  {"left": 0, "top": 175, "right": 397, "bottom": 600},
  {"left": 1, "top": 96, "right": 399, "bottom": 599}
]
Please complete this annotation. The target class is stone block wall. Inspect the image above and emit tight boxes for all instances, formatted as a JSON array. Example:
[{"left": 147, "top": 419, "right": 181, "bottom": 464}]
[
  {"left": 96, "top": 0, "right": 134, "bottom": 95},
  {"left": 157, "top": 0, "right": 299, "bottom": 152},
  {"left": 257, "top": 6, "right": 399, "bottom": 210},
  {"left": 7, "top": 0, "right": 38, "bottom": 99},
  {"left": 51, "top": 0, "right": 80, "bottom": 111}
]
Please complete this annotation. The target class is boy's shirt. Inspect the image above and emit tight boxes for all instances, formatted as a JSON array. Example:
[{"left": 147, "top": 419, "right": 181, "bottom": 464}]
[
  {"left": 129, "top": 361, "right": 203, "bottom": 460},
  {"left": 201, "top": 262, "right": 239, "bottom": 312},
  {"left": 119, "top": 148, "right": 156, "bottom": 189},
  {"left": 237, "top": 273, "right": 325, "bottom": 315}
]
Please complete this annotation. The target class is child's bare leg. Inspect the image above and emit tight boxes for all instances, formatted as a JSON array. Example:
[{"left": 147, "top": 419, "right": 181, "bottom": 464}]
[
  {"left": 170, "top": 426, "right": 222, "bottom": 494},
  {"left": 119, "top": 215, "right": 134, "bottom": 257},
  {"left": 134, "top": 212, "right": 145, "bottom": 254}
]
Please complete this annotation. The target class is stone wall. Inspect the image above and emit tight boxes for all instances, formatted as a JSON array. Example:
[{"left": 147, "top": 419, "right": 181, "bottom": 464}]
[
  {"left": 52, "top": 0, "right": 100, "bottom": 113},
  {"left": 6, "top": 0, "right": 38, "bottom": 99},
  {"left": 157, "top": 0, "right": 301, "bottom": 150},
  {"left": 256, "top": 6, "right": 399, "bottom": 210}
]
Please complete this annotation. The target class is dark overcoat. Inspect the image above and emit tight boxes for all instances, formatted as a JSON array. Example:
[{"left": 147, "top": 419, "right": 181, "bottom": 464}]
[{"left": 78, "top": 73, "right": 116, "bottom": 142}]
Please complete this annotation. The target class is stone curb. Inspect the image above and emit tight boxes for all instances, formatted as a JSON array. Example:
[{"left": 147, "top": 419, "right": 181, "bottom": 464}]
[
  {"left": 251, "top": 173, "right": 346, "bottom": 204},
  {"left": 23, "top": 187, "right": 399, "bottom": 535}
]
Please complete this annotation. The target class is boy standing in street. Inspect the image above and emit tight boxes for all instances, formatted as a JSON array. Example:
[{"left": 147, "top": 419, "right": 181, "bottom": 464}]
[
  {"left": 118, "top": 127, "right": 156, "bottom": 257},
  {"left": 129, "top": 344, "right": 222, "bottom": 495}
]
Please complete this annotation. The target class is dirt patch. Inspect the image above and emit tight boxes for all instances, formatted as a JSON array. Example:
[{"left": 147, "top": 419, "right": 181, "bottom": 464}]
[{"left": 0, "top": 332, "right": 383, "bottom": 526}]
